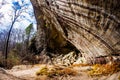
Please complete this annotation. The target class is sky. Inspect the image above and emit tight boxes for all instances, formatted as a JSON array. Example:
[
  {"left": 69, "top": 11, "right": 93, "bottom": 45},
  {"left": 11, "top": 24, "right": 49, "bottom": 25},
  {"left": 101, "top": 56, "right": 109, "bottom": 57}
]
[{"left": 0, "top": 0, "right": 37, "bottom": 31}]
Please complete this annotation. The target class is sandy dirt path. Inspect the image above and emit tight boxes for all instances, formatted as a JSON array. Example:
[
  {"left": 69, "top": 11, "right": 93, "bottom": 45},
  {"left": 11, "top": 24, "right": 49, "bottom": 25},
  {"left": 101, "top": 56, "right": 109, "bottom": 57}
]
[
  {"left": 7, "top": 64, "right": 50, "bottom": 80},
  {"left": 5, "top": 64, "right": 120, "bottom": 80}
]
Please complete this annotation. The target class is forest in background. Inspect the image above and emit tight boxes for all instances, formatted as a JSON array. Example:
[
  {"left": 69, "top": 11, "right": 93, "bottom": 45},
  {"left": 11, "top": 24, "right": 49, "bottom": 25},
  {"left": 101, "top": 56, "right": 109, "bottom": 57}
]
[
  {"left": 0, "top": 0, "right": 36, "bottom": 68},
  {"left": 0, "top": 24, "right": 37, "bottom": 68}
]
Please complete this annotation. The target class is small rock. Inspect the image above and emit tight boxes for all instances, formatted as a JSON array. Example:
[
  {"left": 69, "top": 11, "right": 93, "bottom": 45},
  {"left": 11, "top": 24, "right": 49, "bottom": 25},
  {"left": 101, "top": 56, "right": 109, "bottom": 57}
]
[{"left": 0, "top": 67, "right": 6, "bottom": 74}]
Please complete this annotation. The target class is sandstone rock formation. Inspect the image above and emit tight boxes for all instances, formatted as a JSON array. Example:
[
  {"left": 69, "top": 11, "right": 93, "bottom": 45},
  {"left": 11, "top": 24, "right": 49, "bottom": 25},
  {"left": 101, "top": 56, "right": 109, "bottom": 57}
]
[
  {"left": 0, "top": 67, "right": 22, "bottom": 80},
  {"left": 30, "top": 0, "right": 120, "bottom": 64}
]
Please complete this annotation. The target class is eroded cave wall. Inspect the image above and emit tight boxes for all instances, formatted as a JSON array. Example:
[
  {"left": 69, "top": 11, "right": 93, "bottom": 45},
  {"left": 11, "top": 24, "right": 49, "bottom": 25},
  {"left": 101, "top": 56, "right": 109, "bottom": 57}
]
[{"left": 30, "top": 0, "right": 120, "bottom": 64}]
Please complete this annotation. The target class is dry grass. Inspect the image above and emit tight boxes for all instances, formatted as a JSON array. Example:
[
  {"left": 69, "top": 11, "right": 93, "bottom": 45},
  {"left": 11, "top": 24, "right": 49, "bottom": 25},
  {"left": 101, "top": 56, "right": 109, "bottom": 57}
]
[
  {"left": 36, "top": 66, "right": 48, "bottom": 76},
  {"left": 72, "top": 63, "right": 89, "bottom": 67},
  {"left": 118, "top": 75, "right": 120, "bottom": 80},
  {"left": 36, "top": 66, "right": 77, "bottom": 78},
  {"left": 88, "top": 62, "right": 120, "bottom": 76},
  {"left": 35, "top": 75, "right": 48, "bottom": 80}
]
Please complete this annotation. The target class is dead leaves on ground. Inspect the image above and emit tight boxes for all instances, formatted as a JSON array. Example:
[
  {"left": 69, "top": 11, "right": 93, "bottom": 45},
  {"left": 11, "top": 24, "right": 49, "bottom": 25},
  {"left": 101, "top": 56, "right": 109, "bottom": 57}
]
[
  {"left": 36, "top": 65, "right": 77, "bottom": 78},
  {"left": 88, "top": 62, "right": 120, "bottom": 76}
]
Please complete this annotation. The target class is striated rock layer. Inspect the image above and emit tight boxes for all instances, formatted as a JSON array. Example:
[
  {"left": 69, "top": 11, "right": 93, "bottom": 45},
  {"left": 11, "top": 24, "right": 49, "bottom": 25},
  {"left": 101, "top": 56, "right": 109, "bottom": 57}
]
[{"left": 30, "top": 0, "right": 120, "bottom": 64}]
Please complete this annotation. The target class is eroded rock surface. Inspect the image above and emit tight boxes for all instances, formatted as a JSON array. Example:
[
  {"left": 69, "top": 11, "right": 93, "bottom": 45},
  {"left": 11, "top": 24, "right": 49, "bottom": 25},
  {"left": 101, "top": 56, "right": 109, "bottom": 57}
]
[
  {"left": 30, "top": 0, "right": 120, "bottom": 64},
  {"left": 0, "top": 67, "right": 22, "bottom": 80}
]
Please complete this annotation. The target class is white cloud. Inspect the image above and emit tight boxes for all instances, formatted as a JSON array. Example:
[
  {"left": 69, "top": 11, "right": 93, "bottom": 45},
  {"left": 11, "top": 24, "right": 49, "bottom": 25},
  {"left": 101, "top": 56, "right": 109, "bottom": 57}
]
[{"left": 0, "top": 0, "right": 36, "bottom": 31}]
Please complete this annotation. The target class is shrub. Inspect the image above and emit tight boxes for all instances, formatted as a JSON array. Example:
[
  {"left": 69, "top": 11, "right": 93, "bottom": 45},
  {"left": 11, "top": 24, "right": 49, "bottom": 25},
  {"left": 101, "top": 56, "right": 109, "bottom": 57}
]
[
  {"left": 0, "top": 49, "right": 21, "bottom": 69},
  {"left": 36, "top": 66, "right": 77, "bottom": 78},
  {"left": 36, "top": 66, "right": 48, "bottom": 76},
  {"left": 88, "top": 62, "right": 120, "bottom": 76},
  {"left": 5, "top": 49, "right": 21, "bottom": 69},
  {"left": 0, "top": 56, "right": 5, "bottom": 67}
]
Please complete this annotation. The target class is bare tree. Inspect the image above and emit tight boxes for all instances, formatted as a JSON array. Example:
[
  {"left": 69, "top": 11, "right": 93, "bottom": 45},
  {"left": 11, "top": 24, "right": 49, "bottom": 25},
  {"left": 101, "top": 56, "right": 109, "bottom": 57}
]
[
  {"left": 3, "top": 1, "right": 34, "bottom": 66},
  {"left": 0, "top": 29, "right": 8, "bottom": 54}
]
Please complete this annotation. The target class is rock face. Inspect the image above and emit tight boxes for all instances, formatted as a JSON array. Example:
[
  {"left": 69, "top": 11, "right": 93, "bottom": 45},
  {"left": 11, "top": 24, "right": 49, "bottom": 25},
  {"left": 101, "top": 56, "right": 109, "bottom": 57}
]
[
  {"left": 0, "top": 68, "right": 22, "bottom": 80},
  {"left": 30, "top": 0, "right": 120, "bottom": 64}
]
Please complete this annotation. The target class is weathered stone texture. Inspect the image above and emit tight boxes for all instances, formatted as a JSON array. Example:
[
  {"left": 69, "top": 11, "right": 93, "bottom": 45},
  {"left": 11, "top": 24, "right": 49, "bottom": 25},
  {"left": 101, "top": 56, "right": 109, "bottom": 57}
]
[{"left": 30, "top": 0, "right": 120, "bottom": 64}]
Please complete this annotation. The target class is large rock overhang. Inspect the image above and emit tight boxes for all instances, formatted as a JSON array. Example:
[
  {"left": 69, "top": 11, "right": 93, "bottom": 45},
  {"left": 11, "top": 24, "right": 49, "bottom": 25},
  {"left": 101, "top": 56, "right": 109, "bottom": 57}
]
[{"left": 31, "top": 0, "right": 120, "bottom": 63}]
